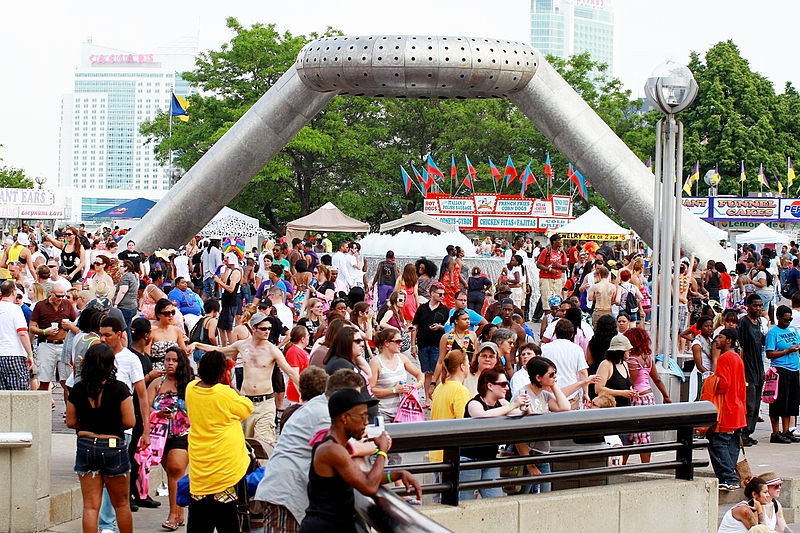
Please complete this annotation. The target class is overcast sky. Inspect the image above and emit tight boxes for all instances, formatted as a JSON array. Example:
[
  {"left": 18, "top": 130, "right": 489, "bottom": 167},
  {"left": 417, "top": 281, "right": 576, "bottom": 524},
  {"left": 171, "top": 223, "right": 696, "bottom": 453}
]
[{"left": 2, "top": 0, "right": 798, "bottom": 181}]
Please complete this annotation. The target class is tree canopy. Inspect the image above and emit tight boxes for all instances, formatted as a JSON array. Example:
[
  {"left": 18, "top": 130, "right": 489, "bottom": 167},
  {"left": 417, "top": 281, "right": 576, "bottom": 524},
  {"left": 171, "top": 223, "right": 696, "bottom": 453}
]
[
  {"left": 0, "top": 145, "right": 33, "bottom": 189},
  {"left": 682, "top": 40, "right": 800, "bottom": 196}
]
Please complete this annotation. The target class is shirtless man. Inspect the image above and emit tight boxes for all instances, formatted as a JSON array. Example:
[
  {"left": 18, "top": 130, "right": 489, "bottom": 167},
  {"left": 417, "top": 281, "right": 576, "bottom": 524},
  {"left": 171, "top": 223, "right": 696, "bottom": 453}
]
[{"left": 194, "top": 312, "right": 300, "bottom": 444}]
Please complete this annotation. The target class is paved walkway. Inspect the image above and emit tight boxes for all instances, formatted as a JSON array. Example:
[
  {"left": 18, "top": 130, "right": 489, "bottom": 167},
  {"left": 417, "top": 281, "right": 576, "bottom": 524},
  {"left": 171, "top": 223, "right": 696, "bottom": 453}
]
[{"left": 46, "top": 383, "right": 800, "bottom": 532}]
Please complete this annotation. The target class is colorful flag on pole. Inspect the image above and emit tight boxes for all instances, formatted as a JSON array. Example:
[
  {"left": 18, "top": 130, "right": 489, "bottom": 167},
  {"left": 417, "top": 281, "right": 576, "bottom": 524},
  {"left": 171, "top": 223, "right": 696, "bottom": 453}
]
[
  {"left": 504, "top": 156, "right": 518, "bottom": 186},
  {"left": 740, "top": 160, "right": 746, "bottom": 183},
  {"left": 400, "top": 166, "right": 412, "bottom": 194},
  {"left": 758, "top": 163, "right": 769, "bottom": 187},
  {"left": 544, "top": 153, "right": 553, "bottom": 187},
  {"left": 463, "top": 155, "right": 476, "bottom": 190},
  {"left": 711, "top": 164, "right": 721, "bottom": 186},
  {"left": 645, "top": 157, "right": 652, "bottom": 170},
  {"left": 683, "top": 161, "right": 700, "bottom": 195},
  {"left": 773, "top": 171, "right": 783, "bottom": 194},
  {"left": 568, "top": 164, "right": 588, "bottom": 200},
  {"left": 488, "top": 157, "right": 502, "bottom": 184},
  {"left": 411, "top": 164, "right": 427, "bottom": 195},
  {"left": 450, "top": 155, "right": 458, "bottom": 183},
  {"left": 789, "top": 157, "right": 796, "bottom": 188},
  {"left": 520, "top": 160, "right": 536, "bottom": 196},
  {"left": 426, "top": 155, "right": 444, "bottom": 179},
  {"left": 171, "top": 93, "right": 190, "bottom": 122}
]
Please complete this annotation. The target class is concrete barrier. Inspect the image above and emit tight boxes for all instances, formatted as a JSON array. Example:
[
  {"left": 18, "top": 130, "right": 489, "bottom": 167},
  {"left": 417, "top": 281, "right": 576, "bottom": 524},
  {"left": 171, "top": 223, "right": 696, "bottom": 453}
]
[
  {"left": 0, "top": 391, "right": 52, "bottom": 532},
  {"left": 420, "top": 478, "right": 719, "bottom": 533}
]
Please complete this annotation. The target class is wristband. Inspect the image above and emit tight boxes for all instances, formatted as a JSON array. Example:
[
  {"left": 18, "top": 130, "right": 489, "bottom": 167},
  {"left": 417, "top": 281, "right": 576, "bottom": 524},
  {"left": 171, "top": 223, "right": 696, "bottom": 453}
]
[
  {"left": 392, "top": 386, "right": 397, "bottom": 394},
  {"left": 27, "top": 354, "right": 34, "bottom": 358},
  {"left": 386, "top": 470, "right": 393, "bottom": 483},
  {"left": 374, "top": 450, "right": 388, "bottom": 459},
  {"left": 411, "top": 344, "right": 417, "bottom": 349}
]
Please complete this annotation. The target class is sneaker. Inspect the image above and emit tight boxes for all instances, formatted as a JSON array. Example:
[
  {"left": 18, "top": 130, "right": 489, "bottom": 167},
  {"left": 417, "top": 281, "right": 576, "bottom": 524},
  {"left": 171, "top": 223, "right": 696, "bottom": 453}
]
[
  {"left": 770, "top": 432, "right": 792, "bottom": 444},
  {"left": 742, "top": 436, "right": 758, "bottom": 447},
  {"left": 725, "top": 482, "right": 740, "bottom": 490},
  {"left": 783, "top": 431, "right": 800, "bottom": 443},
  {"left": 135, "top": 496, "right": 161, "bottom": 508},
  {"left": 719, "top": 482, "right": 735, "bottom": 491},
  {"left": 790, "top": 426, "right": 800, "bottom": 437}
]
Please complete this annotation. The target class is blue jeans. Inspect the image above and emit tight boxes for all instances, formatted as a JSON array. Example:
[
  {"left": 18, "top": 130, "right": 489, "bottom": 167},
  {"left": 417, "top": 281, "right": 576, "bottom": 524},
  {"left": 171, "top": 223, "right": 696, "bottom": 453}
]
[
  {"left": 458, "top": 459, "right": 502, "bottom": 501},
  {"left": 241, "top": 283, "right": 253, "bottom": 305},
  {"left": 708, "top": 429, "right": 741, "bottom": 486},
  {"left": 519, "top": 460, "right": 551, "bottom": 494},
  {"left": 202, "top": 277, "right": 215, "bottom": 299},
  {"left": 119, "top": 307, "right": 137, "bottom": 346},
  {"left": 98, "top": 433, "right": 131, "bottom": 531}
]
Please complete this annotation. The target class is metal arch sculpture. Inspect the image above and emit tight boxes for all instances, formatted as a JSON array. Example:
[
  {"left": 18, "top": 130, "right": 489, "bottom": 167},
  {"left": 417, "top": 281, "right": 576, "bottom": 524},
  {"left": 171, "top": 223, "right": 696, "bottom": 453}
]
[{"left": 126, "top": 35, "right": 727, "bottom": 263}]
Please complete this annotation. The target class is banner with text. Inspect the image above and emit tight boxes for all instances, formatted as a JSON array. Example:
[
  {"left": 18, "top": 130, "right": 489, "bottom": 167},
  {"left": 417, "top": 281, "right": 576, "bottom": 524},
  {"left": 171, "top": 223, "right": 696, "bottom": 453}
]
[{"left": 424, "top": 193, "right": 573, "bottom": 232}]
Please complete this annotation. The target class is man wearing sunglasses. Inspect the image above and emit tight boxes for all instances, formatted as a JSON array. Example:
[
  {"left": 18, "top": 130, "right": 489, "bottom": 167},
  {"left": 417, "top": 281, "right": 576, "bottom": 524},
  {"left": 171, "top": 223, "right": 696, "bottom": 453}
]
[
  {"left": 29, "top": 283, "right": 77, "bottom": 391},
  {"left": 194, "top": 312, "right": 300, "bottom": 445}
]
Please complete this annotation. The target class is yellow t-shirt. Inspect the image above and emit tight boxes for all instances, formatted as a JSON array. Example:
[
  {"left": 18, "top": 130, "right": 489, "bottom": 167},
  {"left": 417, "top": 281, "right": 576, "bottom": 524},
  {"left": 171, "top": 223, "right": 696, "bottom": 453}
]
[
  {"left": 429, "top": 380, "right": 472, "bottom": 462},
  {"left": 185, "top": 380, "right": 254, "bottom": 495},
  {"left": 7, "top": 243, "right": 22, "bottom": 262}
]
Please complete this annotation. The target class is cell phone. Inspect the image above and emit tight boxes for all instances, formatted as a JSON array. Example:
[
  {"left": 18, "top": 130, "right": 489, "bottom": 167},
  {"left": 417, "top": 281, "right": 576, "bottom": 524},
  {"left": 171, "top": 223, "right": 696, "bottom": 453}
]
[{"left": 366, "top": 415, "right": 385, "bottom": 439}]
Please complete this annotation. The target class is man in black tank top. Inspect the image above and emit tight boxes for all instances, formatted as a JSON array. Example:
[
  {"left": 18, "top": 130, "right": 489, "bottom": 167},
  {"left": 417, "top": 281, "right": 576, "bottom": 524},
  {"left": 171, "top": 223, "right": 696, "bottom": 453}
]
[
  {"left": 298, "top": 388, "right": 421, "bottom": 533},
  {"left": 214, "top": 253, "right": 242, "bottom": 345}
]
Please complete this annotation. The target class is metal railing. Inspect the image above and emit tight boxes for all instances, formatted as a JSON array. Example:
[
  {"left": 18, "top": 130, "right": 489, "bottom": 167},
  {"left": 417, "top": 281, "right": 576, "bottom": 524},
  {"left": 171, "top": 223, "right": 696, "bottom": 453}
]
[
  {"left": 0, "top": 432, "right": 33, "bottom": 449},
  {"left": 378, "top": 402, "right": 717, "bottom": 507}
]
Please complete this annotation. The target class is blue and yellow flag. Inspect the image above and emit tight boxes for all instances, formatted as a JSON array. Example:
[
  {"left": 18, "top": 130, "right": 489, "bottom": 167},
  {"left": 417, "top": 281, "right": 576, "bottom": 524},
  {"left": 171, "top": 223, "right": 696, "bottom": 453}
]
[
  {"left": 789, "top": 157, "right": 796, "bottom": 188},
  {"left": 683, "top": 161, "right": 699, "bottom": 195},
  {"left": 171, "top": 93, "right": 190, "bottom": 122}
]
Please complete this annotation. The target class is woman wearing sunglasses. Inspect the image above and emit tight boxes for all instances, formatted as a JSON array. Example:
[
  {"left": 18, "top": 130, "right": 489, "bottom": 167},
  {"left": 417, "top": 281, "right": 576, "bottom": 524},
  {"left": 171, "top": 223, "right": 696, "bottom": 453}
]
[
  {"left": 85, "top": 255, "right": 114, "bottom": 299},
  {"left": 39, "top": 223, "right": 85, "bottom": 284},
  {"left": 148, "top": 299, "right": 188, "bottom": 371},
  {"left": 369, "top": 327, "right": 424, "bottom": 422},
  {"left": 755, "top": 471, "right": 788, "bottom": 533},
  {"left": 460, "top": 367, "right": 530, "bottom": 501}
]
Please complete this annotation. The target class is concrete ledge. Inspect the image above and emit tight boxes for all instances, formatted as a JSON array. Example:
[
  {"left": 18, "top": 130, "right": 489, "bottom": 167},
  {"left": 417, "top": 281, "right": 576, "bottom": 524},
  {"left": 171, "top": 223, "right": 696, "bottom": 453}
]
[{"left": 420, "top": 478, "right": 718, "bottom": 533}]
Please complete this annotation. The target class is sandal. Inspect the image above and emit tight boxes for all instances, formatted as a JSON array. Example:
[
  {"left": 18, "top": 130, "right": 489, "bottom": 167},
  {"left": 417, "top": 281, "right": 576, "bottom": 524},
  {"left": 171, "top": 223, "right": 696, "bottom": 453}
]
[{"left": 162, "top": 520, "right": 179, "bottom": 531}]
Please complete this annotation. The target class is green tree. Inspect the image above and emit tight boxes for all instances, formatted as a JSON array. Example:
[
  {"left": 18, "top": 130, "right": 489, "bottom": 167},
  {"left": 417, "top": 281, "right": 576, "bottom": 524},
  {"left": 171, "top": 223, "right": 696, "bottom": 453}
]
[
  {"left": 681, "top": 40, "right": 800, "bottom": 195},
  {"left": 0, "top": 145, "right": 33, "bottom": 188}
]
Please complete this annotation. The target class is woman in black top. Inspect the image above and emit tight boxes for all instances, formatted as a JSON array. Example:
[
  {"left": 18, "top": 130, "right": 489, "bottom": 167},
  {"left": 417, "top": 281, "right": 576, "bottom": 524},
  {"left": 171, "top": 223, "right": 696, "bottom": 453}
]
[
  {"left": 66, "top": 343, "right": 135, "bottom": 533},
  {"left": 461, "top": 368, "right": 529, "bottom": 500},
  {"left": 596, "top": 334, "right": 636, "bottom": 408},
  {"left": 40, "top": 223, "right": 85, "bottom": 283}
]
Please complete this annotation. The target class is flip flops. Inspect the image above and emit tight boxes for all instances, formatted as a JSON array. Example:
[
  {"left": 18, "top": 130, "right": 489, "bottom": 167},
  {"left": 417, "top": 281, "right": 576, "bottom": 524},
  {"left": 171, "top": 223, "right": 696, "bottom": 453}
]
[{"left": 161, "top": 520, "right": 180, "bottom": 531}]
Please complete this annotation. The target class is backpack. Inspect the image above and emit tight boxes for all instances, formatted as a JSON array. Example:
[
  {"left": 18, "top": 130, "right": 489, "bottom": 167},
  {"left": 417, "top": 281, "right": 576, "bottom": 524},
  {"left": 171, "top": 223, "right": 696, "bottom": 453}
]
[
  {"left": 621, "top": 283, "right": 638, "bottom": 315},
  {"left": 189, "top": 317, "right": 207, "bottom": 343}
]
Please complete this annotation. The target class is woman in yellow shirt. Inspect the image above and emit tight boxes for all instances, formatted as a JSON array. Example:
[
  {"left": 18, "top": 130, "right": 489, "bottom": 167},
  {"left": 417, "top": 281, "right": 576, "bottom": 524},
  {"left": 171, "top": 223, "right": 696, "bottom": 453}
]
[{"left": 185, "top": 350, "right": 253, "bottom": 533}]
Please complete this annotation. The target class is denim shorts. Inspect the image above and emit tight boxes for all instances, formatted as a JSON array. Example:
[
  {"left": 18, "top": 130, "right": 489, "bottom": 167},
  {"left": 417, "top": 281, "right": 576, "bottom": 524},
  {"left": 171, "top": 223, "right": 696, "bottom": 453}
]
[
  {"left": 75, "top": 436, "right": 130, "bottom": 478},
  {"left": 418, "top": 345, "right": 439, "bottom": 374}
]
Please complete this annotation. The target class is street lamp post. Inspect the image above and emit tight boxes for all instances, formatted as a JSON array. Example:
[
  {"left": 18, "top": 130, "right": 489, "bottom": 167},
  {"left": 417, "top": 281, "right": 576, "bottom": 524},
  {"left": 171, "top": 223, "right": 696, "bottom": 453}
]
[{"left": 644, "top": 61, "right": 698, "bottom": 382}]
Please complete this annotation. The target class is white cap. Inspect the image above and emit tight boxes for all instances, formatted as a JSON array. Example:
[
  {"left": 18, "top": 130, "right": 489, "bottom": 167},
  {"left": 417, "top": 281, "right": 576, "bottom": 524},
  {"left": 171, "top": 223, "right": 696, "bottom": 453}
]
[{"left": 225, "top": 252, "right": 239, "bottom": 265}]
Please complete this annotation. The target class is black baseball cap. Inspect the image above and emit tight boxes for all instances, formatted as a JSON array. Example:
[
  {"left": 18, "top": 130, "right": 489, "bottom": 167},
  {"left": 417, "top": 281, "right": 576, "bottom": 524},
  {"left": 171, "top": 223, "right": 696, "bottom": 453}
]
[{"left": 328, "top": 388, "right": 379, "bottom": 419}]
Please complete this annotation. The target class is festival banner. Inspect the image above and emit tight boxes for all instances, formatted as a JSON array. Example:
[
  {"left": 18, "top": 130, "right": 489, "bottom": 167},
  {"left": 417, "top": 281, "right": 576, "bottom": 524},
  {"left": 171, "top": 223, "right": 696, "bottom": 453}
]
[{"left": 424, "top": 193, "right": 574, "bottom": 232}]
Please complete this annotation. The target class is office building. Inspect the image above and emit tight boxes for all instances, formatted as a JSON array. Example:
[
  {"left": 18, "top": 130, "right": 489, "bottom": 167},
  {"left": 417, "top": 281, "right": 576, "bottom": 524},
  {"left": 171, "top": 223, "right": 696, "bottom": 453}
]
[
  {"left": 58, "top": 39, "right": 196, "bottom": 221},
  {"left": 530, "top": 0, "right": 614, "bottom": 73}
]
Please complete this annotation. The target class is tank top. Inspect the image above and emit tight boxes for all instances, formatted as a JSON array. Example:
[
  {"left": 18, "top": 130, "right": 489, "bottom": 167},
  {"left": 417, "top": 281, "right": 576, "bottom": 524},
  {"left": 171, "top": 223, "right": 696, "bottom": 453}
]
[
  {"left": 462, "top": 395, "right": 502, "bottom": 459},
  {"left": 8, "top": 244, "right": 22, "bottom": 262},
  {"left": 61, "top": 247, "right": 81, "bottom": 281},
  {"left": 626, "top": 355, "right": 652, "bottom": 393},
  {"left": 374, "top": 354, "right": 408, "bottom": 419},
  {"left": 445, "top": 332, "right": 476, "bottom": 364},
  {"left": 221, "top": 269, "right": 240, "bottom": 307},
  {"left": 300, "top": 436, "right": 357, "bottom": 533},
  {"left": 401, "top": 284, "right": 417, "bottom": 321},
  {"left": 606, "top": 362, "right": 631, "bottom": 407},
  {"left": 377, "top": 260, "right": 396, "bottom": 286},
  {"left": 716, "top": 502, "right": 753, "bottom": 533}
]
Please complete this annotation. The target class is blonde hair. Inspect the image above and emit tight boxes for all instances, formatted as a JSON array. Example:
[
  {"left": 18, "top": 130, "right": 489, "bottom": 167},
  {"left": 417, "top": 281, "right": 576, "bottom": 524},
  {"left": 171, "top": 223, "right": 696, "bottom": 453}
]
[
  {"left": 241, "top": 303, "right": 258, "bottom": 325},
  {"left": 30, "top": 282, "right": 47, "bottom": 302}
]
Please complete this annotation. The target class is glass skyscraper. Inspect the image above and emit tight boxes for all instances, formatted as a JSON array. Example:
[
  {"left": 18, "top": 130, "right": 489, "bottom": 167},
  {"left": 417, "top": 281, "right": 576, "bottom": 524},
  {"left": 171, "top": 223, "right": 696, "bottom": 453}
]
[
  {"left": 530, "top": 0, "right": 614, "bottom": 72},
  {"left": 58, "top": 40, "right": 196, "bottom": 220}
]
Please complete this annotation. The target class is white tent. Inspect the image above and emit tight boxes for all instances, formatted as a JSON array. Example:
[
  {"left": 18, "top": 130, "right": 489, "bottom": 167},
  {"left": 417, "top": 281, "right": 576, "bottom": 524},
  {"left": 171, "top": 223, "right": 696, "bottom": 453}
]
[
  {"left": 379, "top": 211, "right": 458, "bottom": 234},
  {"left": 550, "top": 206, "right": 630, "bottom": 241},
  {"left": 198, "top": 207, "right": 264, "bottom": 238},
  {"left": 734, "top": 223, "right": 791, "bottom": 245},
  {"left": 286, "top": 202, "right": 370, "bottom": 241}
]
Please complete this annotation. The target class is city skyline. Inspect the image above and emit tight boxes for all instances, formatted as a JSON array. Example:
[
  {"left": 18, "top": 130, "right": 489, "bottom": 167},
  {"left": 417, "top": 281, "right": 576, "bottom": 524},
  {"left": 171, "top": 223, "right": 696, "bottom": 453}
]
[{"left": 2, "top": 0, "right": 799, "bottom": 182}]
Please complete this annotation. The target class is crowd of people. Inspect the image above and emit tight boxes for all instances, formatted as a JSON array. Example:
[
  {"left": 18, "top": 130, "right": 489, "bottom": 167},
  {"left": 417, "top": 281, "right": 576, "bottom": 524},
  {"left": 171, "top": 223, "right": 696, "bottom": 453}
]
[{"left": 2, "top": 221, "right": 799, "bottom": 532}]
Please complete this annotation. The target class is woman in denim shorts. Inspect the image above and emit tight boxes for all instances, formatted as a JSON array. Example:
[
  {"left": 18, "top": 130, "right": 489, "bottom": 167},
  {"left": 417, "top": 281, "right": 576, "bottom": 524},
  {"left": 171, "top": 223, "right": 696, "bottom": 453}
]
[{"left": 66, "top": 343, "right": 135, "bottom": 533}]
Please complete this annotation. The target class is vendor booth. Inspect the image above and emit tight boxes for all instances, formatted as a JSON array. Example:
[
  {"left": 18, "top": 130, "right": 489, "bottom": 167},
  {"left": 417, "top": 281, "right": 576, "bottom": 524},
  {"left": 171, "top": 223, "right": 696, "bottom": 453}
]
[
  {"left": 550, "top": 206, "right": 630, "bottom": 241},
  {"left": 198, "top": 206, "right": 271, "bottom": 251},
  {"left": 379, "top": 211, "right": 458, "bottom": 234},
  {"left": 734, "top": 223, "right": 792, "bottom": 245},
  {"left": 286, "top": 202, "right": 370, "bottom": 241}
]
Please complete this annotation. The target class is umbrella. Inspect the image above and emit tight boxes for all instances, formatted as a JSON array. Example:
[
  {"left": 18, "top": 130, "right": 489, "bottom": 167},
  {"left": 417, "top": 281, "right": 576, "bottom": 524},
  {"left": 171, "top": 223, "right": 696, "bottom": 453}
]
[{"left": 89, "top": 198, "right": 156, "bottom": 219}]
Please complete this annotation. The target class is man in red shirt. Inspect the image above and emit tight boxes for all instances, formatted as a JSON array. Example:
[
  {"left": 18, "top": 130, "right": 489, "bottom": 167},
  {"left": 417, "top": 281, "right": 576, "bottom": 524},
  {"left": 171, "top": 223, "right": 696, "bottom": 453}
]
[
  {"left": 536, "top": 234, "right": 569, "bottom": 314},
  {"left": 707, "top": 328, "right": 747, "bottom": 491}
]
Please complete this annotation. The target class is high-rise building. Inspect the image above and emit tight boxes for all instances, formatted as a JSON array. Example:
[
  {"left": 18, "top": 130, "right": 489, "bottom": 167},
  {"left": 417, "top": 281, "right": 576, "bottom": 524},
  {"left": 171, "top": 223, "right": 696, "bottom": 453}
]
[
  {"left": 58, "top": 39, "right": 196, "bottom": 221},
  {"left": 530, "top": 0, "right": 614, "bottom": 73}
]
